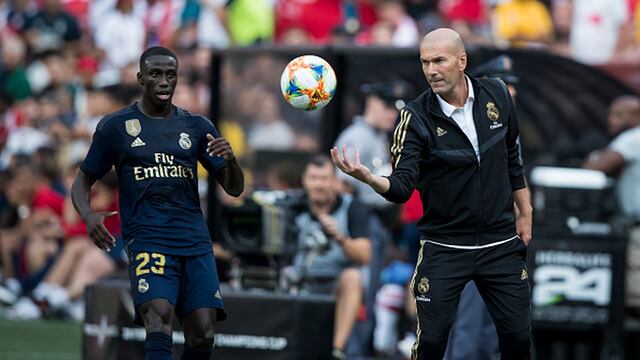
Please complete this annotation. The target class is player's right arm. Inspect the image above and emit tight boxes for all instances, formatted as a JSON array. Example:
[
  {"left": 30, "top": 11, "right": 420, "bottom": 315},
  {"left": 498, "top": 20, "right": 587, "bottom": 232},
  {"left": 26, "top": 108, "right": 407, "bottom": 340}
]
[
  {"left": 71, "top": 171, "right": 117, "bottom": 251},
  {"left": 72, "top": 117, "right": 117, "bottom": 251},
  {"left": 331, "top": 108, "right": 425, "bottom": 203}
]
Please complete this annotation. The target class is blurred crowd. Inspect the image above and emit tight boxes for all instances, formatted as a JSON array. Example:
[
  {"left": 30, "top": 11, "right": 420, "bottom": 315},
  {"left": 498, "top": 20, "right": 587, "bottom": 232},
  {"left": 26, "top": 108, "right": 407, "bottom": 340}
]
[{"left": 0, "top": 0, "right": 638, "bottom": 341}]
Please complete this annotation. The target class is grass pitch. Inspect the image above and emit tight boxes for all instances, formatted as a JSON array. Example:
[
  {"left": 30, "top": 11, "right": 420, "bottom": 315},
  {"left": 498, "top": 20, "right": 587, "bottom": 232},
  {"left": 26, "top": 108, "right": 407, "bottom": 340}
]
[{"left": 0, "top": 317, "right": 81, "bottom": 360}]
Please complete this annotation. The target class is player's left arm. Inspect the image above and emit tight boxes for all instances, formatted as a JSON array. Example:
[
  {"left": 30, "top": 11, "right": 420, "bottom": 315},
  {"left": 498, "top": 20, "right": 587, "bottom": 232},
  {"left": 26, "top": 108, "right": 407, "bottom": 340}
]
[
  {"left": 503, "top": 80, "right": 532, "bottom": 245},
  {"left": 207, "top": 133, "right": 245, "bottom": 197},
  {"left": 513, "top": 187, "right": 532, "bottom": 245}
]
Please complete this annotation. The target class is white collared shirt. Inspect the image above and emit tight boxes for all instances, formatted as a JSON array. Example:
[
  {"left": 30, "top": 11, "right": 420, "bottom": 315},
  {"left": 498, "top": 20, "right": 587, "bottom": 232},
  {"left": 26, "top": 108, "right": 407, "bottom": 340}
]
[{"left": 436, "top": 76, "right": 480, "bottom": 161}]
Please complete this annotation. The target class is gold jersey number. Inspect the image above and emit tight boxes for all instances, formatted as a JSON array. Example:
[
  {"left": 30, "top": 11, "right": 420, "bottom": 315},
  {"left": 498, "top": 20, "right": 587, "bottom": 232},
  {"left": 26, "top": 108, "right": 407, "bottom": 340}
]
[{"left": 135, "top": 252, "right": 166, "bottom": 276}]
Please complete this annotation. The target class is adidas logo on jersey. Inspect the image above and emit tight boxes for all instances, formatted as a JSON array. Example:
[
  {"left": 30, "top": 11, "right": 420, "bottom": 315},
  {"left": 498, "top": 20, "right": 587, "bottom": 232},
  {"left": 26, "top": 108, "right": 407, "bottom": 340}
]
[
  {"left": 131, "top": 137, "right": 146, "bottom": 147},
  {"left": 436, "top": 127, "right": 447, "bottom": 137}
]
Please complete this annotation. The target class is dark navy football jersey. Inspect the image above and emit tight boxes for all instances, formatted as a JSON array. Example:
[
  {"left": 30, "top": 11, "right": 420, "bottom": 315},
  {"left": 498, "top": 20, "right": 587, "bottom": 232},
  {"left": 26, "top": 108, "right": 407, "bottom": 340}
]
[{"left": 80, "top": 104, "right": 226, "bottom": 256}]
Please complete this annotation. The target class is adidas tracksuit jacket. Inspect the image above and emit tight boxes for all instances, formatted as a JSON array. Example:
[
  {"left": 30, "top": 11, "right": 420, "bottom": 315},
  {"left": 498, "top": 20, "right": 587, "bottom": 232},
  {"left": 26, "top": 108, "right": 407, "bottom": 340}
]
[{"left": 381, "top": 75, "right": 532, "bottom": 359}]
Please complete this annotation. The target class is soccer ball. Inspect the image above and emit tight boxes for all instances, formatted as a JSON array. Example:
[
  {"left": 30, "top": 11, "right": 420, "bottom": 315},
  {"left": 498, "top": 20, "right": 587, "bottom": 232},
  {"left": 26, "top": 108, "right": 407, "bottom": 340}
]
[{"left": 280, "top": 55, "right": 337, "bottom": 111}]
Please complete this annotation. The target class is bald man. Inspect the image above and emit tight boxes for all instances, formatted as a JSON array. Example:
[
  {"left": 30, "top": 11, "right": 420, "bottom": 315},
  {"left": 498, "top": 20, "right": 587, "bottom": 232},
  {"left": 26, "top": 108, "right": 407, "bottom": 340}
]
[
  {"left": 585, "top": 94, "right": 640, "bottom": 215},
  {"left": 605, "top": 95, "right": 640, "bottom": 137},
  {"left": 332, "top": 28, "right": 533, "bottom": 359}
]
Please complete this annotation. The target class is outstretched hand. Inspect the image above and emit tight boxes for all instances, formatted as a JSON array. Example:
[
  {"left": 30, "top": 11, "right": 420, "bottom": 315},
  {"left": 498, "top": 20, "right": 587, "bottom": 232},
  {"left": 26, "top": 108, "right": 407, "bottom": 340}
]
[
  {"left": 330, "top": 145, "right": 373, "bottom": 185},
  {"left": 85, "top": 211, "right": 118, "bottom": 251},
  {"left": 207, "top": 134, "right": 235, "bottom": 161}
]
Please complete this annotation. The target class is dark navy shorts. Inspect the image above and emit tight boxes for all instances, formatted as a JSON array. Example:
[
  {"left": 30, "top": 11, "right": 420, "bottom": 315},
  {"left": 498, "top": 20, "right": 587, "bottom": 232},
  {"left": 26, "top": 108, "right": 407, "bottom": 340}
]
[{"left": 128, "top": 250, "right": 226, "bottom": 324}]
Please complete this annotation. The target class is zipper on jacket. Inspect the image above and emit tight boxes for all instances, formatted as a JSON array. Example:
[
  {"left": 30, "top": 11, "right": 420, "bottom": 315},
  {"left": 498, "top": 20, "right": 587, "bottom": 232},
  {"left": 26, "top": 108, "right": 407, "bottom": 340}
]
[{"left": 438, "top": 113, "right": 483, "bottom": 246}]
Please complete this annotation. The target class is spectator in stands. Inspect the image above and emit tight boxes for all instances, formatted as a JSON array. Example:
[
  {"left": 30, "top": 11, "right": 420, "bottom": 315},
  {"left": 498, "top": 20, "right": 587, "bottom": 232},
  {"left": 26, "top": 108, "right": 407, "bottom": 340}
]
[
  {"left": 276, "top": 0, "right": 343, "bottom": 44},
  {"left": 290, "top": 155, "right": 371, "bottom": 360},
  {"left": 266, "top": 160, "right": 302, "bottom": 190},
  {"left": 22, "top": 0, "right": 81, "bottom": 55},
  {"left": 247, "top": 91, "right": 295, "bottom": 151},
  {"left": 549, "top": 0, "right": 572, "bottom": 56},
  {"left": 30, "top": 169, "right": 121, "bottom": 321},
  {"left": 491, "top": 0, "right": 554, "bottom": 48},
  {"left": 93, "top": 0, "right": 145, "bottom": 72},
  {"left": 227, "top": 0, "right": 273, "bottom": 45},
  {"left": 1, "top": 206, "right": 63, "bottom": 318},
  {"left": 584, "top": 95, "right": 640, "bottom": 317},
  {"left": 197, "top": 0, "right": 230, "bottom": 49},
  {"left": 0, "top": 34, "right": 31, "bottom": 103},
  {"left": 374, "top": 0, "right": 420, "bottom": 47},
  {"left": 3, "top": 0, "right": 35, "bottom": 34},
  {"left": 0, "top": 163, "right": 63, "bottom": 284},
  {"left": 334, "top": 81, "right": 412, "bottom": 220},
  {"left": 439, "top": 0, "right": 492, "bottom": 46},
  {"left": 570, "top": 0, "right": 628, "bottom": 65},
  {"left": 584, "top": 95, "right": 640, "bottom": 215},
  {"left": 142, "top": 0, "right": 185, "bottom": 47}
]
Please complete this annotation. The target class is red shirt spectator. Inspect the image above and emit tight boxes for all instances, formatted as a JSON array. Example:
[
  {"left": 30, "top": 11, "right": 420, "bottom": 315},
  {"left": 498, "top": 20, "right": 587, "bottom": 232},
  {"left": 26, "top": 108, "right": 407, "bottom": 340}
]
[
  {"left": 32, "top": 184, "right": 64, "bottom": 217},
  {"left": 439, "top": 0, "right": 485, "bottom": 24},
  {"left": 276, "top": 0, "right": 377, "bottom": 43}
]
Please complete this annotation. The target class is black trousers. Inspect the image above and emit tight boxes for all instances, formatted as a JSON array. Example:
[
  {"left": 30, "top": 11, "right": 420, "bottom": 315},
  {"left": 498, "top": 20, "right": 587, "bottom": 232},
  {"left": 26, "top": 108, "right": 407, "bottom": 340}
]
[{"left": 410, "top": 237, "right": 532, "bottom": 360}]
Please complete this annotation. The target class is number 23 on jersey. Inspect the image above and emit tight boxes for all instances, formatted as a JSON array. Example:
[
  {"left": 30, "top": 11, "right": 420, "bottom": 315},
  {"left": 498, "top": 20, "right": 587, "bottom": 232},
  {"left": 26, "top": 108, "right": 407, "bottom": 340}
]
[{"left": 135, "top": 252, "right": 166, "bottom": 276}]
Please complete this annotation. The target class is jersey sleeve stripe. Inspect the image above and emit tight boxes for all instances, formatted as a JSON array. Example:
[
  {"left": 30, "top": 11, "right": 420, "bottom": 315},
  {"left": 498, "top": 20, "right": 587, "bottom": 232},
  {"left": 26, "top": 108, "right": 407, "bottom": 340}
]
[
  {"left": 391, "top": 109, "right": 410, "bottom": 155},
  {"left": 391, "top": 109, "right": 412, "bottom": 167}
]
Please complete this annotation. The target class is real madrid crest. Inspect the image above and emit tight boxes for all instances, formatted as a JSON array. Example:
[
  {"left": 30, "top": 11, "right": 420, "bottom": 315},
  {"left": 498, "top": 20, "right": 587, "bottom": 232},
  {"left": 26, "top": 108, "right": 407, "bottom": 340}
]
[
  {"left": 486, "top": 102, "right": 500, "bottom": 122},
  {"left": 179, "top": 132, "right": 192, "bottom": 150},
  {"left": 125, "top": 119, "right": 141, "bottom": 137},
  {"left": 138, "top": 278, "right": 149, "bottom": 293},
  {"left": 418, "top": 277, "right": 430, "bottom": 294}
]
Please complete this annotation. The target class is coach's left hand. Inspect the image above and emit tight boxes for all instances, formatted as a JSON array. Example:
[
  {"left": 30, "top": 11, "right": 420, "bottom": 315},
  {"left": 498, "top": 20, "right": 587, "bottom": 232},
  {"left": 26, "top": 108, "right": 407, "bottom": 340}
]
[
  {"left": 516, "top": 213, "right": 532, "bottom": 246},
  {"left": 207, "top": 134, "right": 235, "bottom": 161}
]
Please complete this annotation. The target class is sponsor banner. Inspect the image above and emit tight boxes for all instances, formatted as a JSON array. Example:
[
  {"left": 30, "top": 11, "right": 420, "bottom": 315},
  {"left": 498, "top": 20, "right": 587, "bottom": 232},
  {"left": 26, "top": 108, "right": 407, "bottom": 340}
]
[
  {"left": 83, "top": 279, "right": 334, "bottom": 360},
  {"left": 528, "top": 236, "right": 626, "bottom": 330}
]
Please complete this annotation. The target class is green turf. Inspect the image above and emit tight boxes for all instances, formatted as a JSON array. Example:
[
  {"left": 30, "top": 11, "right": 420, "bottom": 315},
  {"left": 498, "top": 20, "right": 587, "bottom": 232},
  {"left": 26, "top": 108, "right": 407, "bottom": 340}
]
[{"left": 0, "top": 317, "right": 81, "bottom": 360}]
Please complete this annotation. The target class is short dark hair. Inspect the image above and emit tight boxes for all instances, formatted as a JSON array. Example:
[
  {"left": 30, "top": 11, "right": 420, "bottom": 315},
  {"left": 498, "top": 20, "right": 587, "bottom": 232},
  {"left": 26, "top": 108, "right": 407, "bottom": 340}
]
[
  {"left": 139, "top": 47, "right": 178, "bottom": 70},
  {"left": 304, "top": 155, "right": 335, "bottom": 174}
]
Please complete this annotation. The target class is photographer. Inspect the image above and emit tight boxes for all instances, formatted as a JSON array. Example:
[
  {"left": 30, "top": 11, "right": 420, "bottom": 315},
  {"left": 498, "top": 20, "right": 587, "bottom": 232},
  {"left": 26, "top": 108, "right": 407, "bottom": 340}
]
[{"left": 291, "top": 155, "right": 372, "bottom": 360}]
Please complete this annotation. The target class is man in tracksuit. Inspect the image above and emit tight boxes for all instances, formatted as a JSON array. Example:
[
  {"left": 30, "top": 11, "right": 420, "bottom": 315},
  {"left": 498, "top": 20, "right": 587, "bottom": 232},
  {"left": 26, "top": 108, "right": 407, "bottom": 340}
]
[{"left": 331, "top": 28, "right": 533, "bottom": 359}]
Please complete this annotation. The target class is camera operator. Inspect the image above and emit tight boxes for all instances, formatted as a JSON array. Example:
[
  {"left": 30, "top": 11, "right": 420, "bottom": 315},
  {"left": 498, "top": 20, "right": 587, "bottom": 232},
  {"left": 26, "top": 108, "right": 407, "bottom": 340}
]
[{"left": 290, "top": 155, "right": 372, "bottom": 360}]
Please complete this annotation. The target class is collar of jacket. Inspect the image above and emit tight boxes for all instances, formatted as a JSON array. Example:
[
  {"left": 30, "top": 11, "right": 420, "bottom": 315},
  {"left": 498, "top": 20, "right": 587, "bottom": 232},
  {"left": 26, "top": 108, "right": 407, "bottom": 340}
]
[{"left": 424, "top": 74, "right": 488, "bottom": 121}]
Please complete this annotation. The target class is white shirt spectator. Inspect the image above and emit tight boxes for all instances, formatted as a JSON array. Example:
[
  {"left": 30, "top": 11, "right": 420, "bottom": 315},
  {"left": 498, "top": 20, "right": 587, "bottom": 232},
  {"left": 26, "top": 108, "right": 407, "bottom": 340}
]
[
  {"left": 248, "top": 122, "right": 295, "bottom": 151},
  {"left": 0, "top": 127, "right": 50, "bottom": 169},
  {"left": 391, "top": 15, "right": 419, "bottom": 47},
  {"left": 89, "top": 0, "right": 145, "bottom": 33},
  {"left": 570, "top": 0, "right": 627, "bottom": 64},
  {"left": 197, "top": 0, "right": 230, "bottom": 48},
  {"left": 610, "top": 126, "right": 640, "bottom": 217},
  {"left": 94, "top": 8, "right": 145, "bottom": 71}
]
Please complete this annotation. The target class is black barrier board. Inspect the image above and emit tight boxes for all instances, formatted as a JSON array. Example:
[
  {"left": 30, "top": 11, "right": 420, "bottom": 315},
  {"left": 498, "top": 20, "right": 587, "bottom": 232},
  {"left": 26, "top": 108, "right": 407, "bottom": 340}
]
[
  {"left": 528, "top": 236, "right": 626, "bottom": 330},
  {"left": 83, "top": 279, "right": 335, "bottom": 359}
]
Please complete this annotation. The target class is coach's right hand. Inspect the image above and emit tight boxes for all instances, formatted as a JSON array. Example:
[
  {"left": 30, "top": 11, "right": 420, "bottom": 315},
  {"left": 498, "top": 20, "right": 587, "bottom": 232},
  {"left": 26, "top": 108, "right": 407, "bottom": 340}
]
[
  {"left": 85, "top": 211, "right": 118, "bottom": 251},
  {"left": 330, "top": 145, "right": 373, "bottom": 185}
]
